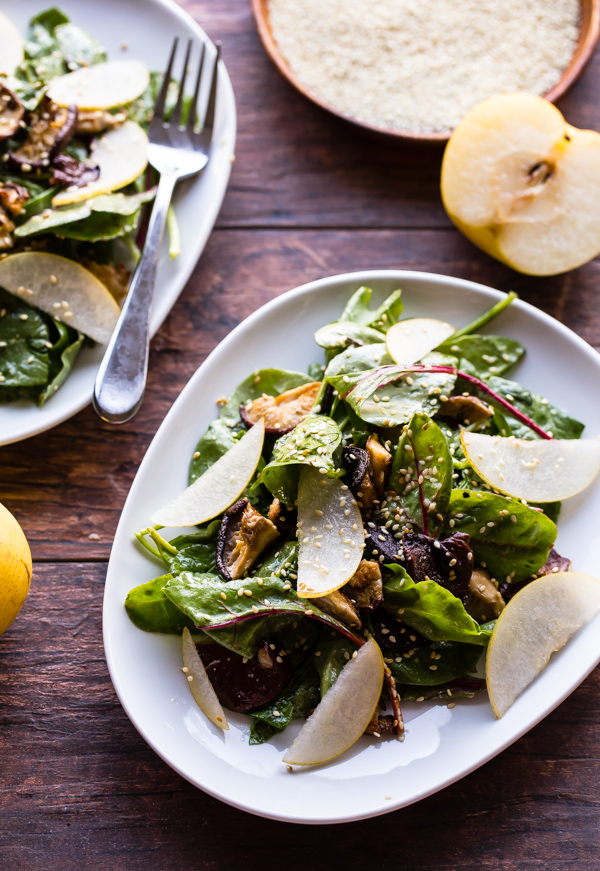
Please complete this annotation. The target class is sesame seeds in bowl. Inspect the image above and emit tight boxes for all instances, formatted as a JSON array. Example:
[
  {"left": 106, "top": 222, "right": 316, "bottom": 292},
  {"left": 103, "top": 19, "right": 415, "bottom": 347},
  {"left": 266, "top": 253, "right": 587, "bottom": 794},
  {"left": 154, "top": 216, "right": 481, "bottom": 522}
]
[{"left": 252, "top": 0, "right": 600, "bottom": 143}]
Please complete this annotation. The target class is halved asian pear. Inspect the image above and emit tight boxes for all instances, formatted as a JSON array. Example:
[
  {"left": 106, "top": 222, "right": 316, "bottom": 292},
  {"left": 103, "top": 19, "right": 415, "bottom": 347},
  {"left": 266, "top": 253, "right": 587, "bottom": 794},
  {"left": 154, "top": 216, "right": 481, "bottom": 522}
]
[
  {"left": 386, "top": 318, "right": 455, "bottom": 365},
  {"left": 0, "top": 251, "right": 120, "bottom": 343},
  {"left": 441, "top": 93, "right": 600, "bottom": 276},
  {"left": 296, "top": 465, "right": 364, "bottom": 599},
  {"left": 182, "top": 627, "right": 228, "bottom": 729},
  {"left": 52, "top": 121, "right": 148, "bottom": 206},
  {"left": 0, "top": 11, "right": 24, "bottom": 76},
  {"left": 461, "top": 432, "right": 600, "bottom": 502},
  {"left": 283, "top": 638, "right": 383, "bottom": 766},
  {"left": 486, "top": 572, "right": 600, "bottom": 717},
  {"left": 151, "top": 419, "right": 265, "bottom": 528}
]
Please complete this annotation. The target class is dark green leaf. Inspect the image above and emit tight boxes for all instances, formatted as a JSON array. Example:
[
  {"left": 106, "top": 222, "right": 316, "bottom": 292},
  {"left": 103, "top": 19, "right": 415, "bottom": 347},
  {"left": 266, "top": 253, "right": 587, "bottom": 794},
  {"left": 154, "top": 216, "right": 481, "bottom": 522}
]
[
  {"left": 382, "top": 564, "right": 492, "bottom": 646},
  {"left": 388, "top": 639, "right": 482, "bottom": 685},
  {"left": 314, "top": 321, "right": 386, "bottom": 353},
  {"left": 188, "top": 418, "right": 239, "bottom": 484},
  {"left": 55, "top": 22, "right": 106, "bottom": 67},
  {"left": 441, "top": 489, "right": 556, "bottom": 583},
  {"left": 438, "top": 292, "right": 518, "bottom": 346},
  {"left": 124, "top": 574, "right": 196, "bottom": 634},
  {"left": 37, "top": 323, "right": 84, "bottom": 405},
  {"left": 444, "top": 335, "right": 525, "bottom": 379},
  {"left": 260, "top": 416, "right": 342, "bottom": 505},
  {"left": 339, "top": 286, "right": 403, "bottom": 333},
  {"left": 0, "top": 290, "right": 50, "bottom": 387},
  {"left": 314, "top": 633, "right": 358, "bottom": 696}
]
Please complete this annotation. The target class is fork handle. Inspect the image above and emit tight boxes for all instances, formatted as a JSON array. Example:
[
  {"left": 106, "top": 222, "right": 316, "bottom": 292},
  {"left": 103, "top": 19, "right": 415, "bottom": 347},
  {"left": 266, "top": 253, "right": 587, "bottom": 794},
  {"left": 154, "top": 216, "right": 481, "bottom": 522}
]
[{"left": 93, "top": 168, "right": 178, "bottom": 424}]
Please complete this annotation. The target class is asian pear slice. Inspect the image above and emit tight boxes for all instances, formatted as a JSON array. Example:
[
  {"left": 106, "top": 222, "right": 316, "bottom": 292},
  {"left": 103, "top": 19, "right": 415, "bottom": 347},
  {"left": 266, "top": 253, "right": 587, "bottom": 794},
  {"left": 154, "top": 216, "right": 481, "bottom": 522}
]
[
  {"left": 47, "top": 60, "right": 149, "bottom": 110},
  {"left": 52, "top": 121, "right": 148, "bottom": 206},
  {"left": 486, "top": 572, "right": 600, "bottom": 717},
  {"left": 461, "top": 432, "right": 600, "bottom": 502},
  {"left": 296, "top": 465, "right": 364, "bottom": 599},
  {"left": 283, "top": 638, "right": 383, "bottom": 766},
  {"left": 151, "top": 419, "right": 265, "bottom": 528},
  {"left": 182, "top": 627, "right": 228, "bottom": 730},
  {"left": 0, "top": 251, "right": 119, "bottom": 343},
  {"left": 386, "top": 318, "right": 455, "bottom": 365},
  {"left": 0, "top": 11, "right": 24, "bottom": 75},
  {"left": 441, "top": 93, "right": 600, "bottom": 276}
]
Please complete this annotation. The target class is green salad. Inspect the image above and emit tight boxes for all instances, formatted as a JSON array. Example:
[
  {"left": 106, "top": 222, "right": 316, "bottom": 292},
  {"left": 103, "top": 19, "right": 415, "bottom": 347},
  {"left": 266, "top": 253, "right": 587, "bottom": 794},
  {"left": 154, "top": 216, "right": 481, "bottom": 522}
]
[
  {"left": 125, "top": 287, "right": 583, "bottom": 750},
  {"left": 0, "top": 7, "right": 177, "bottom": 405}
]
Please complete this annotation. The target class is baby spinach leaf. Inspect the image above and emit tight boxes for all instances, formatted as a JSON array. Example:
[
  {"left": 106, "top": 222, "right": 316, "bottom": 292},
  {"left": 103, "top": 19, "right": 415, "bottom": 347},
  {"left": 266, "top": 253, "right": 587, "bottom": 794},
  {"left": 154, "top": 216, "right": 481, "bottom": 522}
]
[
  {"left": 324, "top": 342, "right": 393, "bottom": 381},
  {"left": 36, "top": 322, "right": 84, "bottom": 406},
  {"left": 389, "top": 412, "right": 452, "bottom": 536},
  {"left": 398, "top": 678, "right": 486, "bottom": 701},
  {"left": 55, "top": 22, "right": 107, "bottom": 67},
  {"left": 315, "top": 321, "right": 386, "bottom": 353},
  {"left": 445, "top": 335, "right": 525, "bottom": 379},
  {"left": 26, "top": 9, "right": 70, "bottom": 58},
  {"left": 0, "top": 290, "right": 50, "bottom": 387},
  {"left": 189, "top": 418, "right": 238, "bottom": 484},
  {"left": 476, "top": 375, "right": 584, "bottom": 440},
  {"left": 314, "top": 633, "right": 358, "bottom": 696},
  {"left": 339, "top": 286, "right": 403, "bottom": 333},
  {"left": 441, "top": 490, "right": 556, "bottom": 582},
  {"left": 260, "top": 416, "right": 342, "bottom": 505},
  {"left": 388, "top": 639, "right": 483, "bottom": 686},
  {"left": 124, "top": 574, "right": 196, "bottom": 634},
  {"left": 249, "top": 664, "right": 320, "bottom": 744},
  {"left": 382, "top": 564, "right": 492, "bottom": 646},
  {"left": 337, "top": 354, "right": 456, "bottom": 428},
  {"left": 219, "top": 368, "right": 314, "bottom": 421},
  {"left": 167, "top": 535, "right": 218, "bottom": 575}
]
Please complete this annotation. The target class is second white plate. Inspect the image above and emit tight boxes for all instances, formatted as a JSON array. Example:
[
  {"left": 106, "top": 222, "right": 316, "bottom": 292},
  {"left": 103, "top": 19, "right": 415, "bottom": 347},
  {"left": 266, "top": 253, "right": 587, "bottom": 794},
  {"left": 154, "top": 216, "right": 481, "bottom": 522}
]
[
  {"left": 104, "top": 269, "right": 600, "bottom": 824},
  {"left": 0, "top": 0, "right": 236, "bottom": 446}
]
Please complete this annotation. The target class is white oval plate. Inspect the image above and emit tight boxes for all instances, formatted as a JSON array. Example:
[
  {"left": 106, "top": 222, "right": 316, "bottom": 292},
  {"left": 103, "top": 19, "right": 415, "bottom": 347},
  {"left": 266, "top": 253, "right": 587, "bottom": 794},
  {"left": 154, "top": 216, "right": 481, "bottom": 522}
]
[
  {"left": 104, "top": 270, "right": 600, "bottom": 824},
  {"left": 0, "top": 0, "right": 236, "bottom": 445}
]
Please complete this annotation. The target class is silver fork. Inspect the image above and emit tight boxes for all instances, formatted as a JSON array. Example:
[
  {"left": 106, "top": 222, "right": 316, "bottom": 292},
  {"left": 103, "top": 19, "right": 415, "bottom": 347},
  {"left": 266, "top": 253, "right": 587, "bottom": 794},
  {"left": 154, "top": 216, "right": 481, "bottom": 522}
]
[{"left": 93, "top": 37, "right": 221, "bottom": 424}]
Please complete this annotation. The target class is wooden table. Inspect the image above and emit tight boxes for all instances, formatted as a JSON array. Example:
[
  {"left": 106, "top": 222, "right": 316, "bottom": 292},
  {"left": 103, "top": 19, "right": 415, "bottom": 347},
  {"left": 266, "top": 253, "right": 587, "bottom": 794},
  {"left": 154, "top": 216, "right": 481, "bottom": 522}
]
[{"left": 2, "top": 1, "right": 600, "bottom": 866}]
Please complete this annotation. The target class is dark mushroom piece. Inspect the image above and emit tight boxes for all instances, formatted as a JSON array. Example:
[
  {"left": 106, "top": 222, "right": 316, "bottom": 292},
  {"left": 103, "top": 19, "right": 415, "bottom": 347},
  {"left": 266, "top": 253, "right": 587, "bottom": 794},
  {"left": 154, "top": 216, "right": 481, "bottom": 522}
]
[
  {"left": 438, "top": 394, "right": 492, "bottom": 424},
  {"left": 364, "top": 520, "right": 405, "bottom": 563},
  {"left": 216, "top": 498, "right": 280, "bottom": 580},
  {"left": 240, "top": 381, "right": 322, "bottom": 434},
  {"left": 196, "top": 640, "right": 292, "bottom": 713},
  {"left": 8, "top": 97, "right": 77, "bottom": 171},
  {"left": 50, "top": 153, "right": 100, "bottom": 188},
  {"left": 343, "top": 559, "right": 383, "bottom": 611},
  {"left": 402, "top": 531, "right": 474, "bottom": 601},
  {"left": 0, "top": 209, "right": 15, "bottom": 250},
  {"left": 267, "top": 497, "right": 296, "bottom": 534},
  {"left": 0, "top": 84, "right": 24, "bottom": 140},
  {"left": 308, "top": 589, "right": 362, "bottom": 629},
  {"left": 342, "top": 436, "right": 392, "bottom": 515},
  {"left": 464, "top": 567, "right": 505, "bottom": 622}
]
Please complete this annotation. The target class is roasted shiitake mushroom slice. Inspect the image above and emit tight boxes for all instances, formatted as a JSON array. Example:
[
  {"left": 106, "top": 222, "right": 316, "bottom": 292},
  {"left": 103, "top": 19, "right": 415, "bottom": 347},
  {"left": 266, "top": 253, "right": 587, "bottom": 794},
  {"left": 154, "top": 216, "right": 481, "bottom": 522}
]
[
  {"left": 216, "top": 498, "right": 280, "bottom": 580},
  {"left": 240, "top": 382, "right": 321, "bottom": 434},
  {"left": 342, "top": 435, "right": 391, "bottom": 514},
  {"left": 8, "top": 97, "right": 77, "bottom": 170},
  {"left": 0, "top": 84, "right": 24, "bottom": 140}
]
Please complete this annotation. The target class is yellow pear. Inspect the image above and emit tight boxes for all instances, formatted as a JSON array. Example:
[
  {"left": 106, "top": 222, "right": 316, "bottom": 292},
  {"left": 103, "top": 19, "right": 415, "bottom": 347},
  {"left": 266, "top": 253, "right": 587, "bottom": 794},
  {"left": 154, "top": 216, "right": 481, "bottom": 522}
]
[
  {"left": 441, "top": 93, "right": 600, "bottom": 276},
  {"left": 0, "top": 503, "right": 32, "bottom": 636}
]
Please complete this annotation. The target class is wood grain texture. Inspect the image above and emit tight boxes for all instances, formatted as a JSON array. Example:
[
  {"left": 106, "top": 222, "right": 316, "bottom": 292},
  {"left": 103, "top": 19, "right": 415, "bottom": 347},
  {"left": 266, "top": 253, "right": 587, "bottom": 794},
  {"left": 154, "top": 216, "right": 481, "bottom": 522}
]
[
  {"left": 0, "top": 564, "right": 599, "bottom": 871},
  {"left": 0, "top": 0, "right": 599, "bottom": 863}
]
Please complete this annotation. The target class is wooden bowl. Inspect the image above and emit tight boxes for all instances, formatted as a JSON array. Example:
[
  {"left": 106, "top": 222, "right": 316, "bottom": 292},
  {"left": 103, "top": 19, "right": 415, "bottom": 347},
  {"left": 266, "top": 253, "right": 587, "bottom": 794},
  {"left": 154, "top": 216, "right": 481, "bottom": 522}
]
[{"left": 251, "top": 0, "right": 600, "bottom": 144}]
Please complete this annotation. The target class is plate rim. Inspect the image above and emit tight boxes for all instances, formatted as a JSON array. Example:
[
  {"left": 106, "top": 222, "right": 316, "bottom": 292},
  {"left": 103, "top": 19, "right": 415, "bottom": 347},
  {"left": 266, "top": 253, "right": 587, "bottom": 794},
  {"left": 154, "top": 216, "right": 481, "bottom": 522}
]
[
  {"left": 103, "top": 268, "right": 600, "bottom": 824},
  {"left": 0, "top": 0, "right": 236, "bottom": 446}
]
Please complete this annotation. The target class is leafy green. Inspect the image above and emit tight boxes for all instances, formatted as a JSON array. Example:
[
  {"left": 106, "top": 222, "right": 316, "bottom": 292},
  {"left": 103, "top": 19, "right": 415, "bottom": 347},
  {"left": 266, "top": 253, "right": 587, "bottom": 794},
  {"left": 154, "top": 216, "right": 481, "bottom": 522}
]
[
  {"left": 324, "top": 342, "right": 393, "bottom": 381},
  {"left": 478, "top": 375, "right": 584, "bottom": 440},
  {"left": 398, "top": 680, "right": 486, "bottom": 701},
  {"left": 124, "top": 574, "right": 196, "bottom": 634},
  {"left": 389, "top": 412, "right": 452, "bottom": 536},
  {"left": 334, "top": 354, "right": 456, "bottom": 428},
  {"left": 260, "top": 416, "right": 342, "bottom": 505},
  {"left": 189, "top": 418, "right": 239, "bottom": 484},
  {"left": 382, "top": 565, "right": 492, "bottom": 646},
  {"left": 0, "top": 294, "right": 50, "bottom": 387},
  {"left": 55, "top": 22, "right": 106, "bottom": 67},
  {"left": 438, "top": 292, "right": 518, "bottom": 347},
  {"left": 36, "top": 321, "right": 84, "bottom": 406},
  {"left": 249, "top": 664, "right": 320, "bottom": 744},
  {"left": 339, "top": 287, "right": 403, "bottom": 333},
  {"left": 444, "top": 335, "right": 525, "bottom": 379},
  {"left": 388, "top": 639, "right": 483, "bottom": 686},
  {"left": 441, "top": 489, "right": 556, "bottom": 582},
  {"left": 315, "top": 321, "right": 387, "bottom": 353},
  {"left": 314, "top": 633, "right": 357, "bottom": 696}
]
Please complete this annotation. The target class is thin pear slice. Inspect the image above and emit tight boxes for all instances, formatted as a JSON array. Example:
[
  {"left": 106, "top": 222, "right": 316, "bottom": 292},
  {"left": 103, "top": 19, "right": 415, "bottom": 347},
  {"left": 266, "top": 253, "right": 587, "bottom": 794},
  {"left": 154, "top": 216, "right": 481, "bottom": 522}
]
[
  {"left": 52, "top": 121, "right": 148, "bottom": 207},
  {"left": 283, "top": 638, "right": 383, "bottom": 766},
  {"left": 487, "top": 572, "right": 600, "bottom": 718},
  {"left": 47, "top": 60, "right": 149, "bottom": 110},
  {"left": 182, "top": 627, "right": 229, "bottom": 730},
  {"left": 0, "top": 11, "right": 23, "bottom": 75},
  {"left": 296, "top": 465, "right": 364, "bottom": 599},
  {"left": 0, "top": 251, "right": 120, "bottom": 343},
  {"left": 151, "top": 420, "right": 265, "bottom": 528},
  {"left": 386, "top": 318, "right": 455, "bottom": 365},
  {"left": 461, "top": 432, "right": 600, "bottom": 503}
]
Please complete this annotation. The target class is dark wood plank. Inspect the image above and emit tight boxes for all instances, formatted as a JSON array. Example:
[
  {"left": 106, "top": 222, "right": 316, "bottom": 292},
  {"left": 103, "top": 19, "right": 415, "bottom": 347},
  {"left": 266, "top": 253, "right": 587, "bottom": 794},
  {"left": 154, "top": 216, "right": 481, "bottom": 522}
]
[
  {"left": 0, "top": 563, "right": 598, "bottom": 870},
  {"left": 181, "top": 0, "right": 600, "bottom": 229},
  {"left": 2, "top": 227, "right": 599, "bottom": 560}
]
